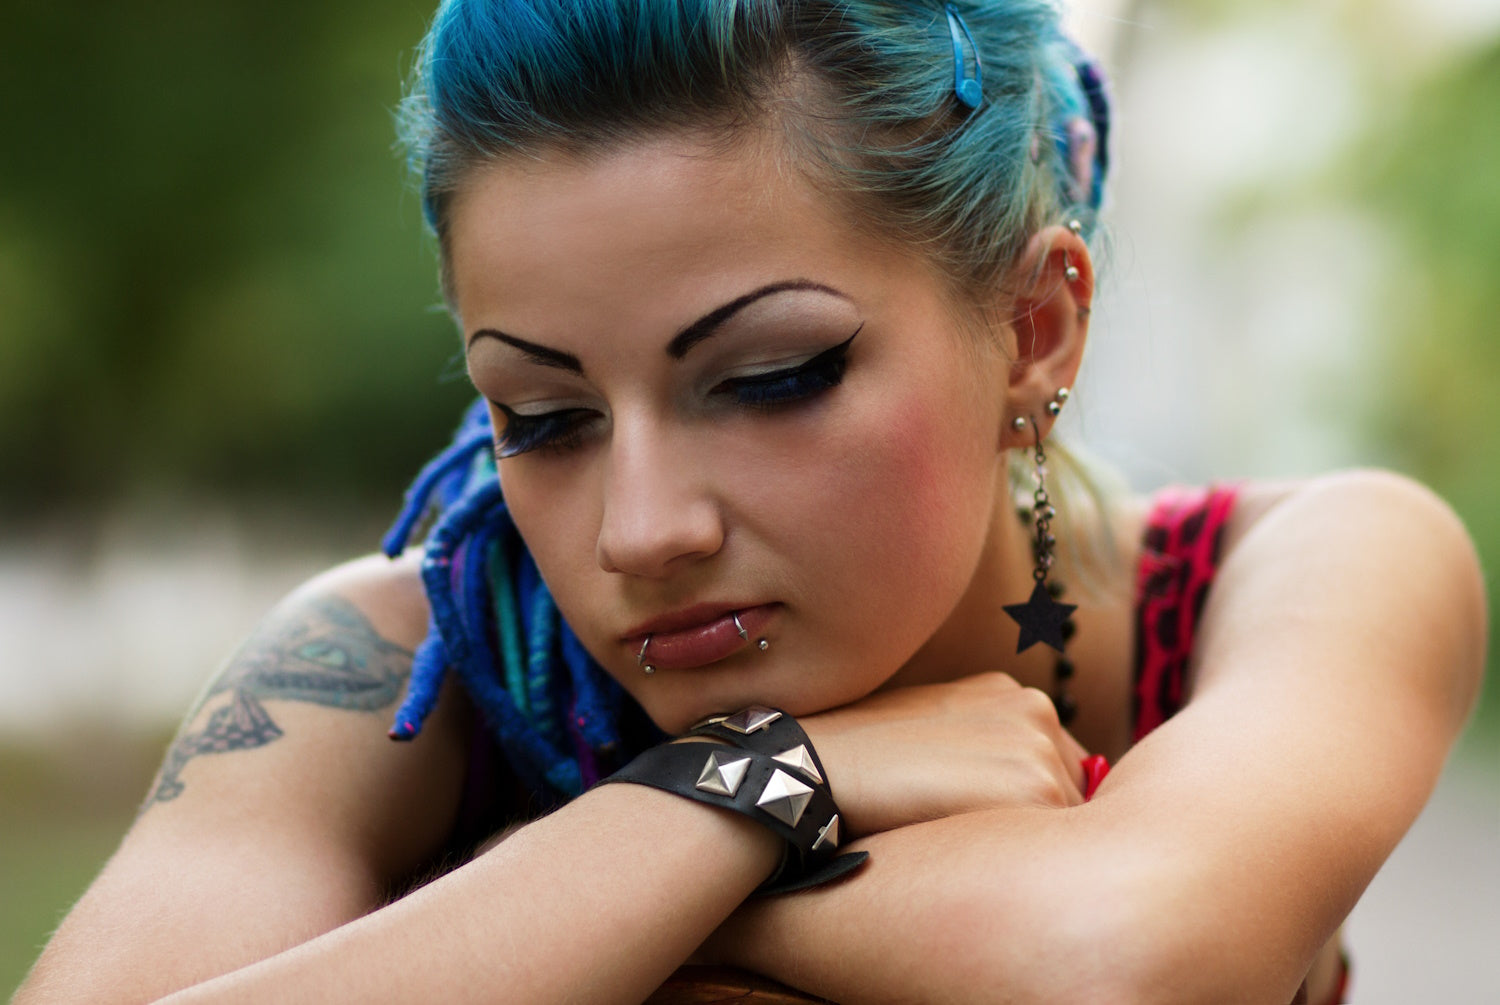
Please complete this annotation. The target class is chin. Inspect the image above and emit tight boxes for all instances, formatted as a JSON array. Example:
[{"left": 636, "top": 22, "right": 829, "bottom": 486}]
[{"left": 633, "top": 668, "right": 864, "bottom": 736}]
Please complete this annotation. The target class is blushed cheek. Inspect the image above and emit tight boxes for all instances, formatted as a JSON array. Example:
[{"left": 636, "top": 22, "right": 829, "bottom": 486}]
[
  {"left": 787, "top": 390, "right": 999, "bottom": 630},
  {"left": 867, "top": 399, "right": 994, "bottom": 566}
]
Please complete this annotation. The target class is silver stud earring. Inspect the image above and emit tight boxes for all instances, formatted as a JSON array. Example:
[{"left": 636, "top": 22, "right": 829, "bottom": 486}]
[
  {"left": 1068, "top": 219, "right": 1083, "bottom": 235},
  {"left": 1012, "top": 416, "right": 1028, "bottom": 432},
  {"left": 1046, "top": 386, "right": 1071, "bottom": 417}
]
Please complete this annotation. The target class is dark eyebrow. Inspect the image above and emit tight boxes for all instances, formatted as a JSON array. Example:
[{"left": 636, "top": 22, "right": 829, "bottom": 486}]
[
  {"left": 666, "top": 280, "right": 848, "bottom": 359},
  {"left": 467, "top": 330, "right": 583, "bottom": 374}
]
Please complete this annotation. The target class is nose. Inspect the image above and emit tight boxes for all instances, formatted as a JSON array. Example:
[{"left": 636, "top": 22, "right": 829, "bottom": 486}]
[{"left": 595, "top": 422, "right": 725, "bottom": 578}]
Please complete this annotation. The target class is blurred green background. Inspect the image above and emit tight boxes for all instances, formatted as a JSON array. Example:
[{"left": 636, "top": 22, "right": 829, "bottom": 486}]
[
  {"left": 0, "top": 0, "right": 472, "bottom": 516},
  {"left": 1, "top": 0, "right": 1495, "bottom": 995}
]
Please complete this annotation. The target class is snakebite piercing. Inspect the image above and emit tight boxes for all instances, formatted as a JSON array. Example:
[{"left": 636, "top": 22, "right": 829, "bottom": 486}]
[{"left": 734, "top": 611, "right": 769, "bottom": 652}]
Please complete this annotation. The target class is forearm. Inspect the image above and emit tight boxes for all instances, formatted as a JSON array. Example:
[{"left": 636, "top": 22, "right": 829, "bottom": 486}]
[
  {"left": 157, "top": 783, "right": 780, "bottom": 1005},
  {"left": 712, "top": 801, "right": 1334, "bottom": 1005},
  {"left": 709, "top": 687, "right": 1442, "bottom": 1005},
  {"left": 709, "top": 805, "right": 1127, "bottom": 1004}
]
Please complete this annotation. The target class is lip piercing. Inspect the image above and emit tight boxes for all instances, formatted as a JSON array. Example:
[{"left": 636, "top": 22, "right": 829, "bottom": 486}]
[
  {"left": 638, "top": 635, "right": 656, "bottom": 675},
  {"left": 733, "top": 612, "right": 770, "bottom": 652}
]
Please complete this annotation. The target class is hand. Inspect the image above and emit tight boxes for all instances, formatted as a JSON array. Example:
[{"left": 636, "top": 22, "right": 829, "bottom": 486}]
[{"left": 801, "top": 673, "right": 1090, "bottom": 839}]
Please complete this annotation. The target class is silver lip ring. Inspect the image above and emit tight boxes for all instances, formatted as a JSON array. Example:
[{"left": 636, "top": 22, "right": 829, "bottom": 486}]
[
  {"left": 637, "top": 635, "right": 652, "bottom": 665},
  {"left": 732, "top": 613, "right": 748, "bottom": 640}
]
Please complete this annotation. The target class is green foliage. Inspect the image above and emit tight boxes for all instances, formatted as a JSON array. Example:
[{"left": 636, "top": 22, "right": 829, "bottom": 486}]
[
  {"left": 1349, "top": 41, "right": 1500, "bottom": 731},
  {"left": 0, "top": 0, "right": 472, "bottom": 513}
]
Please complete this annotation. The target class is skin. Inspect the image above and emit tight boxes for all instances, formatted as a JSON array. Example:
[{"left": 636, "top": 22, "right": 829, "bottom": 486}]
[
  {"left": 454, "top": 130, "right": 1055, "bottom": 735},
  {"left": 15, "top": 130, "right": 1485, "bottom": 1005}
]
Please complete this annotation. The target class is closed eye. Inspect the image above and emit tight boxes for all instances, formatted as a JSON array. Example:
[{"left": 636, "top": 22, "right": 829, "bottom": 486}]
[
  {"left": 713, "top": 325, "right": 860, "bottom": 411},
  {"left": 494, "top": 404, "right": 595, "bottom": 458}
]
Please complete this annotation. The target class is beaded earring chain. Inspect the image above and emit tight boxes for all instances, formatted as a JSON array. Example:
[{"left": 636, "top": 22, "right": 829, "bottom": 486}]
[{"left": 1003, "top": 404, "right": 1079, "bottom": 725}]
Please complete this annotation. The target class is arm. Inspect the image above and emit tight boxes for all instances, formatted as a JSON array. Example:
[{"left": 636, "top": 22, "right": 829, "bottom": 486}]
[
  {"left": 16, "top": 554, "right": 472, "bottom": 1003},
  {"left": 153, "top": 782, "right": 781, "bottom": 1004},
  {"left": 18, "top": 554, "right": 787, "bottom": 1004},
  {"left": 706, "top": 471, "right": 1485, "bottom": 1003}
]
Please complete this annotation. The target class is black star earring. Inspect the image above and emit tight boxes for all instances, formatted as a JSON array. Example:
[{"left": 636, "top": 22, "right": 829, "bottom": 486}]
[{"left": 1003, "top": 404, "right": 1079, "bottom": 723}]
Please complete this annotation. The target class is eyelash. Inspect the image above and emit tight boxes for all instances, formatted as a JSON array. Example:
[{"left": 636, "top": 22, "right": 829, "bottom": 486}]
[{"left": 494, "top": 326, "right": 860, "bottom": 460}]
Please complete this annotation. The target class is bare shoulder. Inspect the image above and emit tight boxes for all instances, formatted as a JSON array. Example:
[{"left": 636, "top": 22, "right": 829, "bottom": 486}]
[
  {"left": 18, "top": 551, "right": 474, "bottom": 1002},
  {"left": 141, "top": 550, "right": 439, "bottom": 810},
  {"left": 1203, "top": 469, "right": 1486, "bottom": 724},
  {"left": 1222, "top": 468, "right": 1478, "bottom": 560},
  {"left": 132, "top": 549, "right": 473, "bottom": 876}
]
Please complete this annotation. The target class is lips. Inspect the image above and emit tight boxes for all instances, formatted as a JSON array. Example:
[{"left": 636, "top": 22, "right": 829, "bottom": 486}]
[{"left": 626, "top": 603, "right": 777, "bottom": 672}]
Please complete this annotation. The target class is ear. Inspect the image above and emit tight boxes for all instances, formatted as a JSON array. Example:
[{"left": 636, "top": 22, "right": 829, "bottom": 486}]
[{"left": 1001, "top": 224, "right": 1093, "bottom": 448}]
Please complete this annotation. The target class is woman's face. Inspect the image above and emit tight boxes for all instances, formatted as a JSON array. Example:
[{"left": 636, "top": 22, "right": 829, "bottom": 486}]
[{"left": 451, "top": 132, "right": 1013, "bottom": 732}]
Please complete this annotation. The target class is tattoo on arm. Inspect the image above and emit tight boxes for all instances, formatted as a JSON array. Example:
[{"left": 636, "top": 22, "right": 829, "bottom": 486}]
[{"left": 147, "top": 595, "right": 414, "bottom": 805}]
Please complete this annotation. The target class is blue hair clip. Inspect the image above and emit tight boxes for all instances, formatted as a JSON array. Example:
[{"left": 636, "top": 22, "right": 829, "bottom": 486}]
[{"left": 945, "top": 4, "right": 983, "bottom": 110}]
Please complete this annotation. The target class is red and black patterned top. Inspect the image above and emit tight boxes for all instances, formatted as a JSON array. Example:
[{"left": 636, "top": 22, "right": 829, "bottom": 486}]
[{"left": 1132, "top": 484, "right": 1242, "bottom": 741}]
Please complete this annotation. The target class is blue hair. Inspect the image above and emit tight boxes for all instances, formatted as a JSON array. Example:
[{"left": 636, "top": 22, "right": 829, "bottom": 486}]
[
  {"left": 384, "top": 400, "right": 658, "bottom": 799},
  {"left": 388, "top": 1, "right": 1112, "bottom": 800},
  {"left": 399, "top": 0, "right": 1111, "bottom": 291}
]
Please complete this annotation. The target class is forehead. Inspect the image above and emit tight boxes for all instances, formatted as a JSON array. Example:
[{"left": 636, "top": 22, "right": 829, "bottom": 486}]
[{"left": 444, "top": 132, "right": 929, "bottom": 336}]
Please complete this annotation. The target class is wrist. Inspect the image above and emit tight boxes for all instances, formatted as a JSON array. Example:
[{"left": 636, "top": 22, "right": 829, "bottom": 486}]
[{"left": 603, "top": 706, "right": 869, "bottom": 894}]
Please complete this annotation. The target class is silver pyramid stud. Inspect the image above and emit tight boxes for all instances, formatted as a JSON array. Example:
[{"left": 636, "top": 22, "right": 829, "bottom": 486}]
[
  {"left": 695, "top": 750, "right": 752, "bottom": 798},
  {"left": 772, "top": 744, "right": 823, "bottom": 785},
  {"left": 755, "top": 769, "right": 813, "bottom": 828},
  {"left": 812, "top": 814, "right": 840, "bottom": 851},
  {"left": 722, "top": 705, "right": 782, "bottom": 734}
]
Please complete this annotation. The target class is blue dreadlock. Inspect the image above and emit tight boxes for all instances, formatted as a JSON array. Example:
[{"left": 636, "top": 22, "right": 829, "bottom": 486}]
[{"left": 383, "top": 398, "right": 650, "bottom": 799}]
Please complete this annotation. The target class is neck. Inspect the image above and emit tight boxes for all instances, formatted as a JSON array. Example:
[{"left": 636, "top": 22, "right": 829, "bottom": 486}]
[{"left": 886, "top": 488, "right": 1059, "bottom": 692}]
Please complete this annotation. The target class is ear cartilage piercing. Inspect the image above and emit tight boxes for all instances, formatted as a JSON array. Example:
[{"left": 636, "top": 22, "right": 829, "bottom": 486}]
[
  {"left": 1064, "top": 257, "right": 1081, "bottom": 283},
  {"left": 1068, "top": 219, "right": 1083, "bottom": 235},
  {"left": 733, "top": 613, "right": 748, "bottom": 640}
]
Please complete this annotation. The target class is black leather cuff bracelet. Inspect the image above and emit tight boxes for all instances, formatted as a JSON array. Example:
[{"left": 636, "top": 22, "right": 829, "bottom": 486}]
[{"left": 601, "top": 706, "right": 867, "bottom": 895}]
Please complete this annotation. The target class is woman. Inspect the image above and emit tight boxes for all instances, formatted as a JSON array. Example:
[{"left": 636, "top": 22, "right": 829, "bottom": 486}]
[{"left": 17, "top": 2, "right": 1484, "bottom": 1003}]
